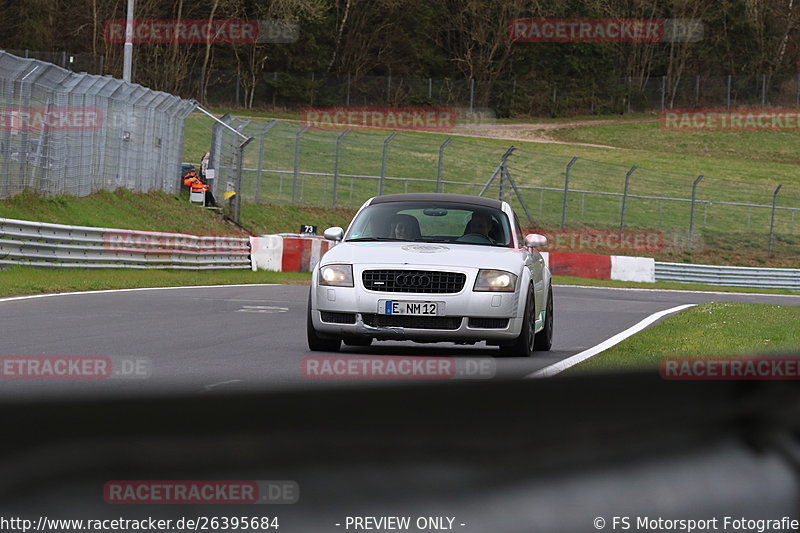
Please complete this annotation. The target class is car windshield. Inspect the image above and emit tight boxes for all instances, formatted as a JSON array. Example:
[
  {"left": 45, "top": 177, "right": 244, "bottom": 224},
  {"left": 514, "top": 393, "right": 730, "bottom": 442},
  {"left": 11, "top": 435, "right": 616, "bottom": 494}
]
[{"left": 345, "top": 202, "right": 513, "bottom": 247}]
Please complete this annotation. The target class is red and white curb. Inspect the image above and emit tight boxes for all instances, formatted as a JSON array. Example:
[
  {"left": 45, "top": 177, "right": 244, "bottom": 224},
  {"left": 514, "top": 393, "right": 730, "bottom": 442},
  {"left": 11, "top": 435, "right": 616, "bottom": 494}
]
[
  {"left": 250, "top": 235, "right": 334, "bottom": 273},
  {"left": 541, "top": 252, "right": 655, "bottom": 282},
  {"left": 249, "top": 237, "right": 656, "bottom": 282}
]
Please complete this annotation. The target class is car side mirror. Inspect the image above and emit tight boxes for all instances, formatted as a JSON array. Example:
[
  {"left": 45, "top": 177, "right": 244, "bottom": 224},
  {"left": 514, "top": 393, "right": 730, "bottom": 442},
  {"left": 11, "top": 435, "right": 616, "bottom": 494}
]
[
  {"left": 323, "top": 227, "right": 344, "bottom": 241},
  {"left": 524, "top": 233, "right": 547, "bottom": 249}
]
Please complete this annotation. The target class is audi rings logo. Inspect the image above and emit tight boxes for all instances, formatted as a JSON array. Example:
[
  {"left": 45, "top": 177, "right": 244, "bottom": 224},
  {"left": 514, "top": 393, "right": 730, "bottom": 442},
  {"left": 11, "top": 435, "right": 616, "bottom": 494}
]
[{"left": 395, "top": 273, "right": 431, "bottom": 288}]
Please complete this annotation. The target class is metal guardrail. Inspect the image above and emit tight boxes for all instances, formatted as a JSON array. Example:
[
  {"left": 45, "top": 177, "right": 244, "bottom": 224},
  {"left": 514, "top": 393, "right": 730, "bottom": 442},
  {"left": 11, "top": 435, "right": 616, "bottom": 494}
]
[
  {"left": 0, "top": 218, "right": 250, "bottom": 269},
  {"left": 655, "top": 262, "right": 800, "bottom": 290}
]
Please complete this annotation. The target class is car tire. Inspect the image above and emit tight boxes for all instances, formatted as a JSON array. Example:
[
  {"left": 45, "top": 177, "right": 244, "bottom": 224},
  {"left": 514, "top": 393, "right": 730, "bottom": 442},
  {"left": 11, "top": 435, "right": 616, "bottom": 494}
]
[
  {"left": 533, "top": 283, "right": 553, "bottom": 352},
  {"left": 307, "top": 291, "right": 341, "bottom": 352},
  {"left": 501, "top": 284, "right": 536, "bottom": 357}
]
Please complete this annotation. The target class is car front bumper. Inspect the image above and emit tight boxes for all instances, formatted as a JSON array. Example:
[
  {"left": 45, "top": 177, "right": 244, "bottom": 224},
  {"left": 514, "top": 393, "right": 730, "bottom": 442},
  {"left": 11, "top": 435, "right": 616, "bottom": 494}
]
[{"left": 311, "top": 269, "right": 526, "bottom": 343}]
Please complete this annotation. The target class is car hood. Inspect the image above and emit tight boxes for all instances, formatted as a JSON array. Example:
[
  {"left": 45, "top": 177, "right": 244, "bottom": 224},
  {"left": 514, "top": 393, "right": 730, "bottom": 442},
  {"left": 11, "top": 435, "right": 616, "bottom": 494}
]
[{"left": 320, "top": 241, "right": 525, "bottom": 271}]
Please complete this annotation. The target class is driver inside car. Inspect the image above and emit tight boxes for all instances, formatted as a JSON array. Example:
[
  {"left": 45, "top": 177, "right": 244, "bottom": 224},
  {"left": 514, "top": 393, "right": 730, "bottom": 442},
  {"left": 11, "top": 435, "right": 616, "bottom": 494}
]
[
  {"left": 390, "top": 214, "right": 421, "bottom": 240},
  {"left": 464, "top": 212, "right": 495, "bottom": 243}
]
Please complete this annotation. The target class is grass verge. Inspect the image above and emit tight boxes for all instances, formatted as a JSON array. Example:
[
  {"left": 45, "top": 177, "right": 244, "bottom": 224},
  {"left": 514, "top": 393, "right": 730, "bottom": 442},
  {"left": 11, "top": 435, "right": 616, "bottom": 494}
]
[
  {"left": 562, "top": 302, "right": 800, "bottom": 374},
  {"left": 550, "top": 119, "right": 800, "bottom": 167},
  {"left": 0, "top": 266, "right": 312, "bottom": 298},
  {"left": 0, "top": 189, "right": 245, "bottom": 235},
  {"left": 552, "top": 275, "right": 799, "bottom": 296}
]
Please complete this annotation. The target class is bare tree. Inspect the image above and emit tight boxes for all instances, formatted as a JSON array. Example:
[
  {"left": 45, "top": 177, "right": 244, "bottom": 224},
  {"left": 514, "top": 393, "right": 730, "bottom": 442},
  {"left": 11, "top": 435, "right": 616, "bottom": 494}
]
[
  {"left": 436, "top": 0, "right": 539, "bottom": 107},
  {"left": 231, "top": 0, "right": 325, "bottom": 108}
]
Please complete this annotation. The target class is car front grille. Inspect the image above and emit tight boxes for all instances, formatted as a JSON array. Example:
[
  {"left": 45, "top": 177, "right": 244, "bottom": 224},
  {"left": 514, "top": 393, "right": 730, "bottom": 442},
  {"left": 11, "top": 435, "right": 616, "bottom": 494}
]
[
  {"left": 468, "top": 317, "right": 510, "bottom": 329},
  {"left": 362, "top": 314, "right": 463, "bottom": 330},
  {"left": 319, "top": 311, "right": 357, "bottom": 324},
  {"left": 362, "top": 270, "right": 466, "bottom": 293}
]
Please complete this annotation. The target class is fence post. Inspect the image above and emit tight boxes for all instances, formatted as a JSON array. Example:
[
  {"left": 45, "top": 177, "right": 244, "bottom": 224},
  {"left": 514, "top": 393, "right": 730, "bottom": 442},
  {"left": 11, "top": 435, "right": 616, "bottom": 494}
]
[
  {"left": 627, "top": 77, "right": 632, "bottom": 114},
  {"left": 561, "top": 157, "right": 579, "bottom": 228},
  {"left": 378, "top": 131, "right": 398, "bottom": 196},
  {"left": 761, "top": 74, "right": 767, "bottom": 106},
  {"left": 469, "top": 79, "right": 475, "bottom": 112},
  {"left": 619, "top": 165, "right": 637, "bottom": 230},
  {"left": 768, "top": 184, "right": 782, "bottom": 258},
  {"left": 688, "top": 174, "right": 704, "bottom": 244},
  {"left": 727, "top": 75, "right": 731, "bottom": 108},
  {"left": 332, "top": 129, "right": 350, "bottom": 207},
  {"left": 436, "top": 137, "right": 453, "bottom": 193},
  {"left": 660, "top": 76, "right": 666, "bottom": 110},
  {"left": 694, "top": 75, "right": 700, "bottom": 105},
  {"left": 232, "top": 136, "right": 254, "bottom": 224},
  {"left": 346, "top": 73, "right": 351, "bottom": 106},
  {"left": 254, "top": 120, "right": 277, "bottom": 203},
  {"left": 428, "top": 78, "right": 432, "bottom": 100},
  {"left": 291, "top": 126, "right": 308, "bottom": 202},
  {"left": 235, "top": 75, "right": 240, "bottom": 107}
]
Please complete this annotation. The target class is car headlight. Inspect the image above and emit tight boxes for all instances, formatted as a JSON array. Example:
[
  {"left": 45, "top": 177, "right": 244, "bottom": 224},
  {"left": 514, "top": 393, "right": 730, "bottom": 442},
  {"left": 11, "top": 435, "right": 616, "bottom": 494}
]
[
  {"left": 319, "top": 264, "right": 354, "bottom": 287},
  {"left": 473, "top": 269, "right": 517, "bottom": 292}
]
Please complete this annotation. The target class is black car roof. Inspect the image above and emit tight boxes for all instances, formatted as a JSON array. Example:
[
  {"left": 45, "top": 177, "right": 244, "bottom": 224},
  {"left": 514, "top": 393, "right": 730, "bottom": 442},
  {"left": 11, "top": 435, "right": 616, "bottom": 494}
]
[{"left": 369, "top": 193, "right": 504, "bottom": 209}]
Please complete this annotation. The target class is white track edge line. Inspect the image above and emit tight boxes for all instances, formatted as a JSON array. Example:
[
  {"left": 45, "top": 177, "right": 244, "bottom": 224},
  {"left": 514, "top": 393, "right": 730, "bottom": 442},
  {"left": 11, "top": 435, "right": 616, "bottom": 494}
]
[
  {"left": 525, "top": 303, "right": 697, "bottom": 378},
  {"left": 0, "top": 284, "right": 285, "bottom": 303}
]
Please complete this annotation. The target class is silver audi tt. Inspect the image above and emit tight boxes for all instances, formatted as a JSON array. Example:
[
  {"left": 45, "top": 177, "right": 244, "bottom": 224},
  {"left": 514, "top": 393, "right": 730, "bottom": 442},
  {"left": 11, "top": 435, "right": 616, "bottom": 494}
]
[{"left": 307, "top": 193, "right": 553, "bottom": 356}]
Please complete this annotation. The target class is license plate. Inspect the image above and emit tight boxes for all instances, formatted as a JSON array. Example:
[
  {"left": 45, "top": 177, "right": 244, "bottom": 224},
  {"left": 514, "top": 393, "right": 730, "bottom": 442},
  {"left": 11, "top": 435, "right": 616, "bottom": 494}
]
[{"left": 379, "top": 300, "right": 442, "bottom": 316}]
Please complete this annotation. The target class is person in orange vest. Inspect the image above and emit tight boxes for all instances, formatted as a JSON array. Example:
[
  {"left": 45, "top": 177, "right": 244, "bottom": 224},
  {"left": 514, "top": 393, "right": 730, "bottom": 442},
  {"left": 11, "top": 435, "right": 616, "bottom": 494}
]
[{"left": 183, "top": 169, "right": 217, "bottom": 206}]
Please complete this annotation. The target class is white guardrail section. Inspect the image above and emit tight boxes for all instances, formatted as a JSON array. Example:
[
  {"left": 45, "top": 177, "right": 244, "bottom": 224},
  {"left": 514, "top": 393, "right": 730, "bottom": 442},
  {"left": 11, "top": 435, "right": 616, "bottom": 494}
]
[
  {"left": 655, "top": 262, "right": 800, "bottom": 290},
  {"left": 0, "top": 218, "right": 251, "bottom": 269}
]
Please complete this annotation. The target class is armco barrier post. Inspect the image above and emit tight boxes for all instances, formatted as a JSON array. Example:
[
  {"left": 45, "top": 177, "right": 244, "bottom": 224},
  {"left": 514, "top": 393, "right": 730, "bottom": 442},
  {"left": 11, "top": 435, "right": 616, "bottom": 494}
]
[
  {"left": 768, "top": 184, "right": 782, "bottom": 258},
  {"left": 436, "top": 138, "right": 453, "bottom": 193},
  {"left": 688, "top": 174, "right": 704, "bottom": 244},
  {"left": 561, "top": 157, "right": 579, "bottom": 229},
  {"left": 332, "top": 129, "right": 351, "bottom": 207},
  {"left": 619, "top": 165, "right": 637, "bottom": 230},
  {"left": 292, "top": 126, "right": 308, "bottom": 202},
  {"left": 378, "top": 132, "right": 398, "bottom": 196}
]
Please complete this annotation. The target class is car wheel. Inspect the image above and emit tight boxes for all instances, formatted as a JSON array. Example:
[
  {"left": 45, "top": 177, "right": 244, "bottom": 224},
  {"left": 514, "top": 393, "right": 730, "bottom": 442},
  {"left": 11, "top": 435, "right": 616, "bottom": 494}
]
[
  {"left": 343, "top": 337, "right": 373, "bottom": 347},
  {"left": 533, "top": 283, "right": 553, "bottom": 352},
  {"left": 502, "top": 284, "right": 535, "bottom": 357},
  {"left": 307, "top": 291, "right": 341, "bottom": 352}
]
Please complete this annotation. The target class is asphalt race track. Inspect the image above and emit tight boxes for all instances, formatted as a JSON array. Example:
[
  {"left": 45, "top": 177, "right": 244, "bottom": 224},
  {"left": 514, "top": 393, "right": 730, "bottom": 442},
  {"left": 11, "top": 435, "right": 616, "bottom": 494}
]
[{"left": 0, "top": 284, "right": 798, "bottom": 399}]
